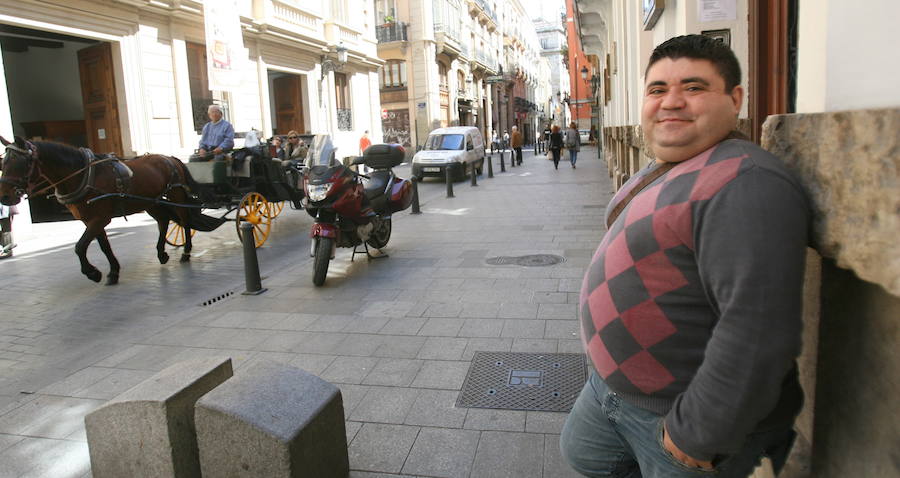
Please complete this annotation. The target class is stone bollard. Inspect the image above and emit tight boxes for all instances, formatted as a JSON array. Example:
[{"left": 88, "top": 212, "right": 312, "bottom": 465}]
[
  {"left": 195, "top": 360, "right": 349, "bottom": 478},
  {"left": 445, "top": 166, "right": 455, "bottom": 198},
  {"left": 85, "top": 357, "right": 234, "bottom": 478},
  {"left": 241, "top": 223, "right": 266, "bottom": 295},
  {"left": 410, "top": 175, "right": 421, "bottom": 214}
]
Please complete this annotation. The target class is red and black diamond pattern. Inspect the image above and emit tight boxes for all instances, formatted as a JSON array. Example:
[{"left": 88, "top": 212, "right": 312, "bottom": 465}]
[{"left": 580, "top": 144, "right": 749, "bottom": 397}]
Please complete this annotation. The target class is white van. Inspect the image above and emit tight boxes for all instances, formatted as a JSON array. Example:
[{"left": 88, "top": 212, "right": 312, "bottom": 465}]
[{"left": 411, "top": 126, "right": 485, "bottom": 181}]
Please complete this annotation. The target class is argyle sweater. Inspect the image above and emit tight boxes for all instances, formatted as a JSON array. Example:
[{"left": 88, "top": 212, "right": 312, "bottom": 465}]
[{"left": 579, "top": 139, "right": 809, "bottom": 461}]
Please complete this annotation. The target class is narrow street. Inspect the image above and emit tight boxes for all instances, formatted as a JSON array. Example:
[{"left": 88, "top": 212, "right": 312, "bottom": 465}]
[{"left": 1, "top": 148, "right": 611, "bottom": 477}]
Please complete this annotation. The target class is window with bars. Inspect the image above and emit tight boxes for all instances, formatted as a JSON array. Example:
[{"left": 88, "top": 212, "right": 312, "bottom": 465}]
[
  {"left": 334, "top": 72, "right": 352, "bottom": 130},
  {"left": 186, "top": 41, "right": 230, "bottom": 133},
  {"left": 380, "top": 60, "right": 407, "bottom": 88}
]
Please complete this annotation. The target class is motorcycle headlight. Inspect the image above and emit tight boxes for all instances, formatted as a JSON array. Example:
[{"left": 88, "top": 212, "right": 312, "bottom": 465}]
[{"left": 306, "top": 183, "right": 333, "bottom": 202}]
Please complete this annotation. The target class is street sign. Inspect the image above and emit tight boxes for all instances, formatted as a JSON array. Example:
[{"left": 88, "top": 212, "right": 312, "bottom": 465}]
[
  {"left": 381, "top": 109, "right": 388, "bottom": 119},
  {"left": 485, "top": 75, "right": 504, "bottom": 83}
]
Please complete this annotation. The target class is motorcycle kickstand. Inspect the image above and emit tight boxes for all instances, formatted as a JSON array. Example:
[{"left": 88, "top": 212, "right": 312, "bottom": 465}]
[{"left": 352, "top": 242, "right": 388, "bottom": 261}]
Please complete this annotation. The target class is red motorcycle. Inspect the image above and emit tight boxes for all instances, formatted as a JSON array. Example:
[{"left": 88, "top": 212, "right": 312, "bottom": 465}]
[{"left": 303, "top": 136, "right": 412, "bottom": 286}]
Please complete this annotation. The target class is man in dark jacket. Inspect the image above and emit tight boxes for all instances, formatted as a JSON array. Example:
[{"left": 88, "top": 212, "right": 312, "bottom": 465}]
[{"left": 560, "top": 34, "right": 809, "bottom": 478}]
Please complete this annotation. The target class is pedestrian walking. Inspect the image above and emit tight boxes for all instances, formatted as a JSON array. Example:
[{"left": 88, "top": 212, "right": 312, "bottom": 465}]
[
  {"left": 502, "top": 130, "right": 510, "bottom": 151},
  {"left": 543, "top": 124, "right": 552, "bottom": 153},
  {"left": 548, "top": 125, "right": 563, "bottom": 170},
  {"left": 511, "top": 125, "right": 524, "bottom": 165},
  {"left": 563, "top": 122, "right": 581, "bottom": 168},
  {"left": 560, "top": 34, "right": 810, "bottom": 478},
  {"left": 359, "top": 130, "right": 372, "bottom": 155},
  {"left": 0, "top": 203, "right": 18, "bottom": 259}
]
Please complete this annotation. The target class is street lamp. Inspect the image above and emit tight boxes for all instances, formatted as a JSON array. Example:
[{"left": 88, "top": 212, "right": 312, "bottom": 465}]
[{"left": 321, "top": 43, "right": 349, "bottom": 80}]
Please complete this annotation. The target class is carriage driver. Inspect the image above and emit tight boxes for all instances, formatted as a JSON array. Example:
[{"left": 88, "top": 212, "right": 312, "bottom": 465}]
[{"left": 192, "top": 104, "right": 234, "bottom": 162}]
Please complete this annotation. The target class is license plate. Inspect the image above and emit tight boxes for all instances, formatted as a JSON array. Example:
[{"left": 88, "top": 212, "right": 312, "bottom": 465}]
[{"left": 423, "top": 167, "right": 441, "bottom": 172}]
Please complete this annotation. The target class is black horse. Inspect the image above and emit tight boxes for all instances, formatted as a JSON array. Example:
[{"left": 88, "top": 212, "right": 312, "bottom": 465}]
[{"left": 0, "top": 136, "right": 217, "bottom": 284}]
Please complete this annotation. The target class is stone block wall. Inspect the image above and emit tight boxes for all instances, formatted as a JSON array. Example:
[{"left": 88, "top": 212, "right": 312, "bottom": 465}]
[{"left": 762, "top": 108, "right": 900, "bottom": 478}]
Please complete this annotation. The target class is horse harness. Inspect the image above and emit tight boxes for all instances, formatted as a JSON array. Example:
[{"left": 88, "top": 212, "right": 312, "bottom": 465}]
[{"left": 54, "top": 148, "right": 133, "bottom": 205}]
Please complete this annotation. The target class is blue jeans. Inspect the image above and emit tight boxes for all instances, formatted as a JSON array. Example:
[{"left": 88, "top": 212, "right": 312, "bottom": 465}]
[
  {"left": 560, "top": 372, "right": 795, "bottom": 478},
  {"left": 569, "top": 148, "right": 578, "bottom": 165}
]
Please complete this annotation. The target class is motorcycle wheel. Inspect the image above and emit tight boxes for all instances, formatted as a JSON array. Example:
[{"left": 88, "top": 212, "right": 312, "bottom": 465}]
[
  {"left": 366, "top": 217, "right": 392, "bottom": 249},
  {"left": 312, "top": 237, "right": 333, "bottom": 286}
]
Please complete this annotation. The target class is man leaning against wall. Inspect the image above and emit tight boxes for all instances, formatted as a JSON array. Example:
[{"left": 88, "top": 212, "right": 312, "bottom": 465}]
[{"left": 560, "top": 34, "right": 810, "bottom": 478}]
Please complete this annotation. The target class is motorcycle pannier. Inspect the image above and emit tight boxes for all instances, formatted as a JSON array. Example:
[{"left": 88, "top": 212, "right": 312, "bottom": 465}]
[{"left": 363, "top": 144, "right": 405, "bottom": 169}]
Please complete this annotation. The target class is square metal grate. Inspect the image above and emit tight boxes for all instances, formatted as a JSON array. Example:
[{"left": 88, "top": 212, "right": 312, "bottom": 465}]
[{"left": 456, "top": 352, "right": 588, "bottom": 412}]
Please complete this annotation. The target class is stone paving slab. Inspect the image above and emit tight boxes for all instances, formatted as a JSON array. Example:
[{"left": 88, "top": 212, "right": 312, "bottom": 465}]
[{"left": 0, "top": 148, "right": 617, "bottom": 477}]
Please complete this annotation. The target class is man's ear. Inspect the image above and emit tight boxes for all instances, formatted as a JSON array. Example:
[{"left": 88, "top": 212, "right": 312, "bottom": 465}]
[{"left": 730, "top": 85, "right": 744, "bottom": 114}]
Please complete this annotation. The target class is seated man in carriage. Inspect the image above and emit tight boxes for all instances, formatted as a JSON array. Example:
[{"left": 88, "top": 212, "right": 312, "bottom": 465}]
[{"left": 191, "top": 104, "right": 234, "bottom": 162}]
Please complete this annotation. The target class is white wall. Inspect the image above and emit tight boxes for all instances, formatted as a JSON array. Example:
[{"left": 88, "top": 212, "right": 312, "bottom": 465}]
[{"left": 822, "top": 0, "right": 900, "bottom": 111}]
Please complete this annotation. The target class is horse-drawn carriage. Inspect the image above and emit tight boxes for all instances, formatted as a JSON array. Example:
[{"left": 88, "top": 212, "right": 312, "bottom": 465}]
[
  {"left": 0, "top": 135, "right": 304, "bottom": 284},
  {"left": 165, "top": 145, "right": 305, "bottom": 248}
]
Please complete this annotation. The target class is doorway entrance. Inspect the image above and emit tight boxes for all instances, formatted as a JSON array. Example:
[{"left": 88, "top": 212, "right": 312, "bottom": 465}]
[
  {"left": 267, "top": 71, "right": 307, "bottom": 136},
  {"left": 1, "top": 25, "right": 122, "bottom": 222}
]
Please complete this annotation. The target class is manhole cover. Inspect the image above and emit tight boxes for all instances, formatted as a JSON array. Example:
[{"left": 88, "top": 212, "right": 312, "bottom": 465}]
[
  {"left": 485, "top": 254, "right": 566, "bottom": 267},
  {"left": 456, "top": 352, "right": 587, "bottom": 412}
]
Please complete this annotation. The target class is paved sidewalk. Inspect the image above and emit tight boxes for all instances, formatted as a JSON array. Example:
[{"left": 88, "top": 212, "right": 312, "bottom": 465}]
[{"left": 1, "top": 147, "right": 612, "bottom": 477}]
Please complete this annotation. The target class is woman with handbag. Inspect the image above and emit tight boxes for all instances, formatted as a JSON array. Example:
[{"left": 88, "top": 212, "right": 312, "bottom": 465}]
[{"left": 549, "top": 125, "right": 564, "bottom": 170}]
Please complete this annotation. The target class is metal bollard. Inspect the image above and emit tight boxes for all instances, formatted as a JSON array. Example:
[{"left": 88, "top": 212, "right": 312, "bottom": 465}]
[
  {"left": 487, "top": 153, "right": 494, "bottom": 178},
  {"left": 499, "top": 151, "right": 506, "bottom": 172},
  {"left": 445, "top": 167, "right": 454, "bottom": 198},
  {"left": 410, "top": 175, "right": 421, "bottom": 214},
  {"left": 240, "top": 223, "right": 266, "bottom": 295},
  {"left": 470, "top": 162, "right": 478, "bottom": 187}
]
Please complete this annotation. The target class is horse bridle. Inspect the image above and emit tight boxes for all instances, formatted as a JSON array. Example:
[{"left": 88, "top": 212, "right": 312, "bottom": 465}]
[{"left": 0, "top": 141, "right": 40, "bottom": 197}]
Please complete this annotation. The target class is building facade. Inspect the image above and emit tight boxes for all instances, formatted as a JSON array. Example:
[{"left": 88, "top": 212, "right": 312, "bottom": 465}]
[
  {"left": 564, "top": 0, "right": 594, "bottom": 132},
  {"left": 573, "top": 1, "right": 900, "bottom": 477},
  {"left": 0, "top": 0, "right": 384, "bottom": 227},
  {"left": 374, "top": 0, "right": 549, "bottom": 150},
  {"left": 534, "top": 11, "right": 572, "bottom": 130}
]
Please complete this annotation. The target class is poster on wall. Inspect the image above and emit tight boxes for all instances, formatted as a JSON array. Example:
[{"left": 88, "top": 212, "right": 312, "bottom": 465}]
[
  {"left": 203, "top": 0, "right": 245, "bottom": 91},
  {"left": 698, "top": 0, "right": 737, "bottom": 22}
]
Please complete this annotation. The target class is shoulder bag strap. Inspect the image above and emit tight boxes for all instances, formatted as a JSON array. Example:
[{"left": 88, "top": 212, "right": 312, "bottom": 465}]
[{"left": 606, "top": 161, "right": 677, "bottom": 229}]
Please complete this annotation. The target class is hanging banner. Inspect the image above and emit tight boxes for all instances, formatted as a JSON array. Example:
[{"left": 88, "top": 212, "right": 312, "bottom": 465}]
[{"left": 203, "top": 0, "right": 244, "bottom": 91}]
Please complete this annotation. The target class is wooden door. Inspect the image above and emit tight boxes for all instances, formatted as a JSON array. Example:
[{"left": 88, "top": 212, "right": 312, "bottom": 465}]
[
  {"left": 273, "top": 75, "right": 304, "bottom": 134},
  {"left": 749, "top": 0, "right": 796, "bottom": 143},
  {"left": 77, "top": 42, "right": 122, "bottom": 155}
]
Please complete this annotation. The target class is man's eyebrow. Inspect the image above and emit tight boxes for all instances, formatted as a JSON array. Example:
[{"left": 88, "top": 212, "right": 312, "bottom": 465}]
[
  {"left": 681, "top": 77, "right": 710, "bottom": 86},
  {"left": 646, "top": 80, "right": 667, "bottom": 89}
]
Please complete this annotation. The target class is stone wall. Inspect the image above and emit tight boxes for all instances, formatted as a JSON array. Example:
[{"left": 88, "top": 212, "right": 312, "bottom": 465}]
[{"left": 762, "top": 108, "right": 900, "bottom": 478}]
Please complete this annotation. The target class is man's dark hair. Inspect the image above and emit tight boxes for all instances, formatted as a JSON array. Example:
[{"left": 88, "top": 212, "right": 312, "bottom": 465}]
[{"left": 646, "top": 34, "right": 742, "bottom": 92}]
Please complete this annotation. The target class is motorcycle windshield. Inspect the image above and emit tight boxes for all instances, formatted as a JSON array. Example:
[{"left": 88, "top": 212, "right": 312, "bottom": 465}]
[{"left": 305, "top": 135, "right": 340, "bottom": 169}]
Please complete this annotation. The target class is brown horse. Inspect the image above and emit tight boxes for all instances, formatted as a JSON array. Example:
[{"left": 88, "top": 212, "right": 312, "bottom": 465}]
[{"left": 0, "top": 136, "right": 207, "bottom": 284}]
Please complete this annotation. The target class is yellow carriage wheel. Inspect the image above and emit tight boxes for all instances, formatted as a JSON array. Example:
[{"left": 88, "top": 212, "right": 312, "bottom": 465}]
[
  {"left": 267, "top": 201, "right": 285, "bottom": 218},
  {"left": 165, "top": 221, "right": 196, "bottom": 247},
  {"left": 236, "top": 192, "right": 272, "bottom": 248}
]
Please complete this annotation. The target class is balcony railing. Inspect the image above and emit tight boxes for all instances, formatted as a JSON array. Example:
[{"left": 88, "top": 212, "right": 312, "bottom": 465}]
[
  {"left": 376, "top": 22, "right": 408, "bottom": 43},
  {"left": 434, "top": 23, "right": 461, "bottom": 44}
]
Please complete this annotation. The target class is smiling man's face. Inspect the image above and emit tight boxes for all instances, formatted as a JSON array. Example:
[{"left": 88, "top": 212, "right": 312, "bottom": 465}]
[{"left": 641, "top": 57, "right": 743, "bottom": 163}]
